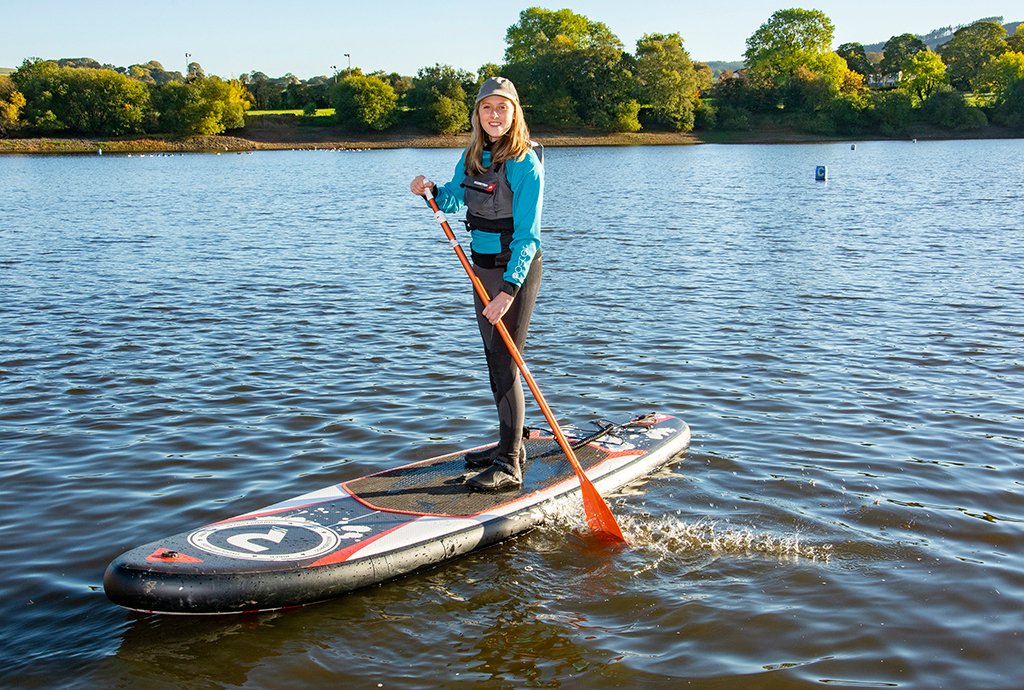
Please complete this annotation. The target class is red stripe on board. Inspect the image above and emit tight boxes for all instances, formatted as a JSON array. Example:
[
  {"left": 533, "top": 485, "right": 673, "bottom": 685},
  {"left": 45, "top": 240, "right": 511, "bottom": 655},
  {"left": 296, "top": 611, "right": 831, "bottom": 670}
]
[{"left": 305, "top": 521, "right": 413, "bottom": 568}]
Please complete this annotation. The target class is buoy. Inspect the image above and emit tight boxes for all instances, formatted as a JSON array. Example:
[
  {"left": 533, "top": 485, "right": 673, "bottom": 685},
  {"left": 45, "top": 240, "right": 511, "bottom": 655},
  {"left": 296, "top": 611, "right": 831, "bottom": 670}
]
[
  {"left": 851, "top": 144, "right": 856, "bottom": 150},
  {"left": 815, "top": 165, "right": 828, "bottom": 181},
  {"left": 97, "top": 148, "right": 103, "bottom": 156}
]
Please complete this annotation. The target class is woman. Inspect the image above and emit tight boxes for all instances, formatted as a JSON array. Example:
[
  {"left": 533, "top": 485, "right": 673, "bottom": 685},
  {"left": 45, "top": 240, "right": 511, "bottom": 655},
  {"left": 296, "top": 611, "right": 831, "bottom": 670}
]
[{"left": 410, "top": 76, "right": 544, "bottom": 492}]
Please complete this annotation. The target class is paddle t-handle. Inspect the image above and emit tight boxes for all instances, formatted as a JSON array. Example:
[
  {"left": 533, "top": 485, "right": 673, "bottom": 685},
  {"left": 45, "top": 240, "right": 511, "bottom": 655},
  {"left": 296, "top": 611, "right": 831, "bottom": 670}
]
[{"left": 422, "top": 187, "right": 625, "bottom": 542}]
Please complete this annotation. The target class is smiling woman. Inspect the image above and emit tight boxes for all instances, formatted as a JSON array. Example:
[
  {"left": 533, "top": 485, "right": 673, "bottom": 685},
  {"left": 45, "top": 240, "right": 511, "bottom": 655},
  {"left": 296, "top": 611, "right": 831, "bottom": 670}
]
[{"left": 410, "top": 76, "right": 545, "bottom": 493}]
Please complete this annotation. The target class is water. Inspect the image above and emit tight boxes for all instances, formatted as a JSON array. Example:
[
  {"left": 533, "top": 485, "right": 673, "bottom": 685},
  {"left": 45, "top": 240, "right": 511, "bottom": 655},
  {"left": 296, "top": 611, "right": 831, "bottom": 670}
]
[{"left": 1, "top": 140, "right": 1022, "bottom": 688}]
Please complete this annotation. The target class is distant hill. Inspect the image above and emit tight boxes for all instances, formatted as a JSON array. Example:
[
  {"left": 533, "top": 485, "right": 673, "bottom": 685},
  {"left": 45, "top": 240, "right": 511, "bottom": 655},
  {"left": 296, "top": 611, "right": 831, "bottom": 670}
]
[
  {"left": 0, "top": 67, "right": 16, "bottom": 76},
  {"left": 863, "top": 17, "right": 1020, "bottom": 52},
  {"left": 703, "top": 61, "right": 745, "bottom": 77}
]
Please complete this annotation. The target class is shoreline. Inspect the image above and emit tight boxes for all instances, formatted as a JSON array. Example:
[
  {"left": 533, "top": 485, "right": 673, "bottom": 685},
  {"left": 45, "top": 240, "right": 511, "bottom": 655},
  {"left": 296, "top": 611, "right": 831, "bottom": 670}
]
[{"left": 1, "top": 123, "right": 1021, "bottom": 154}]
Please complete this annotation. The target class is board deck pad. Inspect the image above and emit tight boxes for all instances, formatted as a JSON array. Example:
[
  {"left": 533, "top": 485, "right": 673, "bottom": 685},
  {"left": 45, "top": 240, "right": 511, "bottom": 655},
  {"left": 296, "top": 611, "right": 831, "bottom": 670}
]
[
  {"left": 104, "top": 414, "right": 690, "bottom": 614},
  {"left": 345, "top": 435, "right": 608, "bottom": 517}
]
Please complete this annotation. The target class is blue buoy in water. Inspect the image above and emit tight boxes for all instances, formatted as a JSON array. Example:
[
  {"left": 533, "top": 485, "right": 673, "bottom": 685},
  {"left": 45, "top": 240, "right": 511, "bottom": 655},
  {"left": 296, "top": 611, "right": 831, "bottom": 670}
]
[{"left": 815, "top": 165, "right": 828, "bottom": 181}]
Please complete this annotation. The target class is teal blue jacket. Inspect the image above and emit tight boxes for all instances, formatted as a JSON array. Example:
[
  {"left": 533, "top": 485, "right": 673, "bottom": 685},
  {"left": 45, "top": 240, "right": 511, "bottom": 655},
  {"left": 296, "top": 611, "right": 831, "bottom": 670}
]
[{"left": 432, "top": 148, "right": 543, "bottom": 291}]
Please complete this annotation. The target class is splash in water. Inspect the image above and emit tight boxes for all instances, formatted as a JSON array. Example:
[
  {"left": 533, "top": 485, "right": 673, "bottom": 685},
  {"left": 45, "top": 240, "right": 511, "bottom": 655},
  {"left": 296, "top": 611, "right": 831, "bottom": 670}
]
[{"left": 539, "top": 497, "right": 832, "bottom": 565}]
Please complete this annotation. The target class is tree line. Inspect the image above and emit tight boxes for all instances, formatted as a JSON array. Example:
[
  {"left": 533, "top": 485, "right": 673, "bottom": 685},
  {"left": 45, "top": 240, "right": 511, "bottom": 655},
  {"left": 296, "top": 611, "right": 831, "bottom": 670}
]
[{"left": 2, "top": 6, "right": 1023, "bottom": 139}]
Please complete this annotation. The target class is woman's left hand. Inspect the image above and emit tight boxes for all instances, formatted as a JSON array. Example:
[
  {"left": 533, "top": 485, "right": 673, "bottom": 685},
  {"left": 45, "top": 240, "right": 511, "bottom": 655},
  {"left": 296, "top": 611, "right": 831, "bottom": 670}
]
[{"left": 482, "top": 292, "right": 514, "bottom": 325}]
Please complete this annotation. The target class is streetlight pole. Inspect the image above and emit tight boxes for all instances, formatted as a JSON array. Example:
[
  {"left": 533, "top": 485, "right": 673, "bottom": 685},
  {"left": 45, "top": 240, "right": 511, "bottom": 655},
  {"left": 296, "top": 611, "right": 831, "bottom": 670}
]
[
  {"left": 331, "top": 65, "right": 337, "bottom": 83},
  {"left": 344, "top": 53, "right": 351, "bottom": 71},
  {"left": 184, "top": 52, "right": 191, "bottom": 81}
]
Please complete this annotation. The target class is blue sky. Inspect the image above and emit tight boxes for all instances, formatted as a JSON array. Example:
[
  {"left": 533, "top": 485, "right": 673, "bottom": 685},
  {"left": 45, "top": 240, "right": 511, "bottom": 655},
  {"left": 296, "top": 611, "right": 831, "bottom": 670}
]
[{"left": 2, "top": 1, "right": 1021, "bottom": 78}]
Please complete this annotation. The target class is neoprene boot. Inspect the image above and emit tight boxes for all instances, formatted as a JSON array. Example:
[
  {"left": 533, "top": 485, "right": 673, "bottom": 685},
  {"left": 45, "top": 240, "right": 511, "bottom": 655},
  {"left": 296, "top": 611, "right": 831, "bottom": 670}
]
[
  {"left": 463, "top": 445, "right": 498, "bottom": 468},
  {"left": 466, "top": 447, "right": 525, "bottom": 492},
  {"left": 464, "top": 428, "right": 529, "bottom": 468}
]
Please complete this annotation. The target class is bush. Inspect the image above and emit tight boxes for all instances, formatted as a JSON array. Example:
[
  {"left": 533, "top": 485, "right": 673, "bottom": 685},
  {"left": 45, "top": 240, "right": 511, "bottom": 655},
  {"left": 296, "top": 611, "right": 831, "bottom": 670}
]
[
  {"left": 993, "top": 78, "right": 1024, "bottom": 127},
  {"left": 593, "top": 99, "right": 641, "bottom": 133},
  {"left": 332, "top": 75, "right": 397, "bottom": 131},
  {"left": 922, "top": 89, "right": 988, "bottom": 130},
  {"left": 425, "top": 94, "right": 469, "bottom": 134},
  {"left": 693, "top": 98, "right": 717, "bottom": 130},
  {"left": 716, "top": 104, "right": 752, "bottom": 130},
  {"left": 827, "top": 93, "right": 869, "bottom": 134},
  {"left": 870, "top": 91, "right": 914, "bottom": 136}
]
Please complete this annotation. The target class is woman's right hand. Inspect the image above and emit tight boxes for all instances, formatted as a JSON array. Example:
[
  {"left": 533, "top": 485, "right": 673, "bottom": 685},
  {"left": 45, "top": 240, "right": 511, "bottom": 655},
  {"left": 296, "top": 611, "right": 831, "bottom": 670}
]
[{"left": 410, "top": 175, "right": 433, "bottom": 196}]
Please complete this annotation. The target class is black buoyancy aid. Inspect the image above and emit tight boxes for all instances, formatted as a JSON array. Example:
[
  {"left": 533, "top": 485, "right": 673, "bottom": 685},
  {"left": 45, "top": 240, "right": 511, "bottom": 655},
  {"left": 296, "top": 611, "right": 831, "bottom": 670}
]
[{"left": 460, "top": 143, "right": 542, "bottom": 269}]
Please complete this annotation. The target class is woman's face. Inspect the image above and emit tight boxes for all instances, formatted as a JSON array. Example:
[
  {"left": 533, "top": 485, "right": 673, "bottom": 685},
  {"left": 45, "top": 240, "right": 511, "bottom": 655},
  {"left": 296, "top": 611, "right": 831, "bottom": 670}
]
[{"left": 478, "top": 95, "right": 515, "bottom": 140}]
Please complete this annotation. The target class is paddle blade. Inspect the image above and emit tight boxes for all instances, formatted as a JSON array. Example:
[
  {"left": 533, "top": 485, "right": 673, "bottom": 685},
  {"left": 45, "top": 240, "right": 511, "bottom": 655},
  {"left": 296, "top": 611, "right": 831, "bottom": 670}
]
[{"left": 579, "top": 475, "right": 626, "bottom": 542}]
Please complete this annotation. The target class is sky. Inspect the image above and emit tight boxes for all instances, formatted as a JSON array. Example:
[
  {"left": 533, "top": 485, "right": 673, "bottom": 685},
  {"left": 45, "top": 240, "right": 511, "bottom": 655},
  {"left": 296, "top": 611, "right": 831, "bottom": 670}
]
[{"left": 2, "top": 0, "right": 1021, "bottom": 79}]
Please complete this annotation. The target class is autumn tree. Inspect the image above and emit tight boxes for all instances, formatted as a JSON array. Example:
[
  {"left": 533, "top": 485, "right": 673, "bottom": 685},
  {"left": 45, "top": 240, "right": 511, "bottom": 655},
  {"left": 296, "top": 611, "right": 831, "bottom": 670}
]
[{"left": 0, "top": 75, "right": 25, "bottom": 134}]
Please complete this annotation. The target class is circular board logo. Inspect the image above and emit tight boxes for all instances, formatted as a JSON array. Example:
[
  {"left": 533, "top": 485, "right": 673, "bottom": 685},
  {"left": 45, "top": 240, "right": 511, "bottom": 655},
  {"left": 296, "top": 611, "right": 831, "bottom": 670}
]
[{"left": 188, "top": 517, "right": 341, "bottom": 562}]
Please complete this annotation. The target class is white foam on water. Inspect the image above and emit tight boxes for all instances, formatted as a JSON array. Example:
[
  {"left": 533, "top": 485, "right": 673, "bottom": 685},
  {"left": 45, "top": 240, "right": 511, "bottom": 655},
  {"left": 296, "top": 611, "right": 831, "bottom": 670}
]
[{"left": 537, "top": 498, "right": 833, "bottom": 565}]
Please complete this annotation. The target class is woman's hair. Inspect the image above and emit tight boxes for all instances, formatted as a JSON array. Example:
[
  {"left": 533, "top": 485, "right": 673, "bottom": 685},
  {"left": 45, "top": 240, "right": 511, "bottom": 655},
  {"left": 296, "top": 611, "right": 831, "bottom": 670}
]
[{"left": 463, "top": 99, "right": 533, "bottom": 176}]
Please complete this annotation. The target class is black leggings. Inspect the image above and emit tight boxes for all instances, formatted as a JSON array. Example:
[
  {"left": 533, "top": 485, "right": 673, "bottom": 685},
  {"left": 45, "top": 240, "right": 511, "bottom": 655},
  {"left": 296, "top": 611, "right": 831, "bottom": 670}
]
[{"left": 473, "top": 256, "right": 542, "bottom": 458}]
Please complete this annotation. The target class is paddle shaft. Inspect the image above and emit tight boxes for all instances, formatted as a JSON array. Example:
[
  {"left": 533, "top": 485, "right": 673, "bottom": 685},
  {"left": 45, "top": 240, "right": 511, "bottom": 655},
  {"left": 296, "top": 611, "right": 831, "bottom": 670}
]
[{"left": 423, "top": 189, "right": 624, "bottom": 541}]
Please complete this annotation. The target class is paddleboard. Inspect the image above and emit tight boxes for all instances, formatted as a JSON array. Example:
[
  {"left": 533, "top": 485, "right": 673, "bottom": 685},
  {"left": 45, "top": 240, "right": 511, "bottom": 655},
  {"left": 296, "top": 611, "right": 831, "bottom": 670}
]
[{"left": 104, "top": 413, "right": 689, "bottom": 614}]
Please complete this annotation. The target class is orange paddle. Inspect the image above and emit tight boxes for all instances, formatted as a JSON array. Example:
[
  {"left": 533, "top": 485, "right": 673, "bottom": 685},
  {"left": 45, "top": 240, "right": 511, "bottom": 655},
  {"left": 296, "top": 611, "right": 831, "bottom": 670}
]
[{"left": 423, "top": 188, "right": 625, "bottom": 542}]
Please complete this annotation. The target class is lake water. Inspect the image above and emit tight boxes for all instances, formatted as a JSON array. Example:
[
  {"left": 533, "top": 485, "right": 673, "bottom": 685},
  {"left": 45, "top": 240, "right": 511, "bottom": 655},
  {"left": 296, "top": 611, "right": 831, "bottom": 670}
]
[{"left": 1, "top": 140, "right": 1022, "bottom": 689}]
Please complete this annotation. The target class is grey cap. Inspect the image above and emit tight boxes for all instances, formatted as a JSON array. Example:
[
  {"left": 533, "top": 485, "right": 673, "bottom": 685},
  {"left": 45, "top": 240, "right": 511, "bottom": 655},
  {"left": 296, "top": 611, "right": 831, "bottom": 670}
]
[{"left": 475, "top": 76, "right": 519, "bottom": 105}]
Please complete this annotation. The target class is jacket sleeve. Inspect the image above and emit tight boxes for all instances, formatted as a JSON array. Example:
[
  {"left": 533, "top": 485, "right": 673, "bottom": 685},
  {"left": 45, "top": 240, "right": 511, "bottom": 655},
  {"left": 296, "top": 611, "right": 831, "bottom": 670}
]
[
  {"left": 502, "top": 149, "right": 544, "bottom": 295},
  {"left": 429, "top": 154, "right": 467, "bottom": 213}
]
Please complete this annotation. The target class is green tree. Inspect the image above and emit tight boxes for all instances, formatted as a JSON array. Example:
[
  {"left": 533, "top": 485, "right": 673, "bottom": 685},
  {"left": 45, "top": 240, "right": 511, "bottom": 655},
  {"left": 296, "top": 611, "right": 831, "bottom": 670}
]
[
  {"left": 1008, "top": 25, "right": 1024, "bottom": 53},
  {"left": 152, "top": 76, "right": 249, "bottom": 135},
  {"left": 743, "top": 8, "right": 835, "bottom": 88},
  {"left": 504, "top": 7, "right": 620, "bottom": 65},
  {"left": 477, "top": 63, "right": 502, "bottom": 82},
  {"left": 407, "top": 64, "right": 474, "bottom": 133},
  {"left": 503, "top": 7, "right": 634, "bottom": 130},
  {"left": 63, "top": 67, "right": 150, "bottom": 135},
  {"left": 837, "top": 42, "right": 871, "bottom": 76},
  {"left": 332, "top": 74, "right": 397, "bottom": 131},
  {"left": 976, "top": 51, "right": 1024, "bottom": 101},
  {"left": 901, "top": 50, "right": 947, "bottom": 103},
  {"left": 0, "top": 75, "right": 26, "bottom": 134},
  {"left": 127, "top": 60, "right": 180, "bottom": 86},
  {"left": 12, "top": 59, "right": 149, "bottom": 135},
  {"left": 634, "top": 32, "right": 698, "bottom": 130},
  {"left": 939, "top": 21, "right": 1008, "bottom": 90},
  {"left": 879, "top": 33, "right": 927, "bottom": 76}
]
